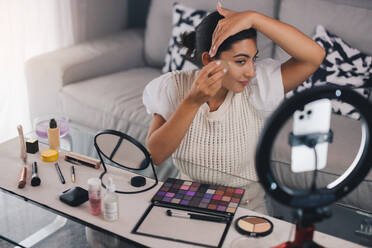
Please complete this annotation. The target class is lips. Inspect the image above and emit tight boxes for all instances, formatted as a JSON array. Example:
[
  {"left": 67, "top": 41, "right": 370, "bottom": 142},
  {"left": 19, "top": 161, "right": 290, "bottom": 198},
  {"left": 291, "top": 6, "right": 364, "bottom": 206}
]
[{"left": 239, "top": 81, "right": 250, "bottom": 86}]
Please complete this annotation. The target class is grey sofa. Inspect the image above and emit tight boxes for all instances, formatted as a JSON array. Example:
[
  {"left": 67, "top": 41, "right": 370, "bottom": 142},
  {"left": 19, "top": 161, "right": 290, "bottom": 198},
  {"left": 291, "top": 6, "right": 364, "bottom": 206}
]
[{"left": 25, "top": 0, "right": 372, "bottom": 212}]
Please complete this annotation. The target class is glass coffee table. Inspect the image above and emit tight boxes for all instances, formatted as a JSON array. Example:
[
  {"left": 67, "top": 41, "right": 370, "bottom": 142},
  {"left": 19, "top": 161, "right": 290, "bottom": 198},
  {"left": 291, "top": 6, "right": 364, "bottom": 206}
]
[
  {"left": 0, "top": 127, "right": 148, "bottom": 248},
  {"left": 172, "top": 158, "right": 372, "bottom": 247},
  {"left": 0, "top": 126, "right": 370, "bottom": 247}
]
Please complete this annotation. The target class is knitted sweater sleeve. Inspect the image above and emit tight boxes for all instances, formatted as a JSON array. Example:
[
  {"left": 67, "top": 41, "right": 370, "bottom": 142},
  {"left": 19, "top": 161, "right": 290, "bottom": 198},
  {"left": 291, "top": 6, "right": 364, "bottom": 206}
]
[
  {"left": 142, "top": 72, "right": 180, "bottom": 120},
  {"left": 249, "top": 58, "right": 284, "bottom": 117}
]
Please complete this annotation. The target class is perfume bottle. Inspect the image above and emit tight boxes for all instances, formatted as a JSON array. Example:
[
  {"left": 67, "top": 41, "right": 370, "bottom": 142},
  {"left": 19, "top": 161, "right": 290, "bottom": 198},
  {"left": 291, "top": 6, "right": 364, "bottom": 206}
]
[
  {"left": 103, "top": 177, "right": 119, "bottom": 221},
  {"left": 47, "top": 118, "right": 60, "bottom": 150}
]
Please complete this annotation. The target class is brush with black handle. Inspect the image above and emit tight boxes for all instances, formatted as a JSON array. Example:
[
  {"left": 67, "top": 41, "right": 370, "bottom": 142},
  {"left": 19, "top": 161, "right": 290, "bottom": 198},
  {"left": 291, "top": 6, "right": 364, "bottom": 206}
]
[
  {"left": 31, "top": 161, "right": 41, "bottom": 186},
  {"left": 166, "top": 209, "right": 227, "bottom": 223}
]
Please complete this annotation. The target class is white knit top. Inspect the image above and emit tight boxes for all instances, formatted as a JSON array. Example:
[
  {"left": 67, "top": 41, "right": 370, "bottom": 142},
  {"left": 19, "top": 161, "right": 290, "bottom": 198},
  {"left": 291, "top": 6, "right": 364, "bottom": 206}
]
[{"left": 143, "top": 59, "right": 284, "bottom": 184}]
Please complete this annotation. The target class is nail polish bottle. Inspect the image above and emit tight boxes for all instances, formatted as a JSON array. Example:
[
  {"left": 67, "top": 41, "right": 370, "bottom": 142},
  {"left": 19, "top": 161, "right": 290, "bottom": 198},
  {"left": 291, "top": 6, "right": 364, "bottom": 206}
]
[{"left": 47, "top": 118, "right": 60, "bottom": 150}]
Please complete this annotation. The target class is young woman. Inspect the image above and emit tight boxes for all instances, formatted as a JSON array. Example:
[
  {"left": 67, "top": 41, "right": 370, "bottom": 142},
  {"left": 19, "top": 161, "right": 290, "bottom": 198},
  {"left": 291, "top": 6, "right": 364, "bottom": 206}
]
[{"left": 143, "top": 3, "right": 325, "bottom": 213}]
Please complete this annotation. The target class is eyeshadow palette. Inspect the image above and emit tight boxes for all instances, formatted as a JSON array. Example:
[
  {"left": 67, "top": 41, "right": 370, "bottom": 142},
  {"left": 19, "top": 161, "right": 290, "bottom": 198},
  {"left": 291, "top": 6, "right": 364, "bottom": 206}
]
[{"left": 151, "top": 178, "right": 245, "bottom": 216}]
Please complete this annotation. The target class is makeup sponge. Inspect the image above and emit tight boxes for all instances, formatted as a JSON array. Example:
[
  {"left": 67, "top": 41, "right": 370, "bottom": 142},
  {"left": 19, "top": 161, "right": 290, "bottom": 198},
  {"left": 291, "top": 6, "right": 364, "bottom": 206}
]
[{"left": 41, "top": 149, "right": 59, "bottom": 162}]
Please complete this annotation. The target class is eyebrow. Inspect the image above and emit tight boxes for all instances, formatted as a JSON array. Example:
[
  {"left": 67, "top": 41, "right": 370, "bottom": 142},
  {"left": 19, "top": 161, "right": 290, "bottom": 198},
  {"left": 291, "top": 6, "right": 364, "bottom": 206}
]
[{"left": 233, "top": 51, "right": 259, "bottom": 58}]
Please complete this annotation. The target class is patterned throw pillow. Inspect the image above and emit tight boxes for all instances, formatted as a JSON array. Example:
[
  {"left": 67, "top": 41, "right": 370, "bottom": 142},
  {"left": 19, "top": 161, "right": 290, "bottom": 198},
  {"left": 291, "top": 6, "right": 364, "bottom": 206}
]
[
  {"left": 162, "top": 3, "right": 209, "bottom": 73},
  {"left": 290, "top": 25, "right": 372, "bottom": 119}
]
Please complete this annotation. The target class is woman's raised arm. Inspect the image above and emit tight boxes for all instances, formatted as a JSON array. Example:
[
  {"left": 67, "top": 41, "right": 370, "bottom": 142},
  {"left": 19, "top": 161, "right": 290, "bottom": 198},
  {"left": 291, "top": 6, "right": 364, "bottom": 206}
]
[{"left": 210, "top": 3, "right": 325, "bottom": 93}]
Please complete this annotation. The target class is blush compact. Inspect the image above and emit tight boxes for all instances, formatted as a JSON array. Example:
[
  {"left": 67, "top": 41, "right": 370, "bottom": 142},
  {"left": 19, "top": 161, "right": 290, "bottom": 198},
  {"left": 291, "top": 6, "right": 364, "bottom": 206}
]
[{"left": 235, "top": 215, "right": 273, "bottom": 237}]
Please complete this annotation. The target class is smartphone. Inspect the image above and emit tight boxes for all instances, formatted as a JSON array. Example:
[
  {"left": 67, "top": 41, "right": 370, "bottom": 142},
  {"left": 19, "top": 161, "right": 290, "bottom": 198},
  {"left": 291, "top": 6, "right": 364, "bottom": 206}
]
[{"left": 291, "top": 99, "right": 332, "bottom": 173}]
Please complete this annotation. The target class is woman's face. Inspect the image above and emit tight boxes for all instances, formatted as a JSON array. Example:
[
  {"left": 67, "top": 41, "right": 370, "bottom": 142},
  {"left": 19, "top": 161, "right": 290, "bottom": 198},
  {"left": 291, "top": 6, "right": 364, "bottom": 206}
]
[{"left": 218, "top": 38, "right": 258, "bottom": 93}]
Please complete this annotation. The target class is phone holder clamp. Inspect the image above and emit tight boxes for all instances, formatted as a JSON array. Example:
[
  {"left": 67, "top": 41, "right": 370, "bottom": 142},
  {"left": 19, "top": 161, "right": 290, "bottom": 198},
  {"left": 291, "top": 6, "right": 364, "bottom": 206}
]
[{"left": 289, "top": 130, "right": 333, "bottom": 148}]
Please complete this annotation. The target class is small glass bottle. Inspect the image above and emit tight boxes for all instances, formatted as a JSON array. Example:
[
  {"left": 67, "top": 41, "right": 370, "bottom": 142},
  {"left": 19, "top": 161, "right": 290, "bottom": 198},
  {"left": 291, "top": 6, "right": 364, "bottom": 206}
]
[
  {"left": 103, "top": 177, "right": 119, "bottom": 221},
  {"left": 88, "top": 178, "right": 101, "bottom": 216},
  {"left": 47, "top": 118, "right": 60, "bottom": 150}
]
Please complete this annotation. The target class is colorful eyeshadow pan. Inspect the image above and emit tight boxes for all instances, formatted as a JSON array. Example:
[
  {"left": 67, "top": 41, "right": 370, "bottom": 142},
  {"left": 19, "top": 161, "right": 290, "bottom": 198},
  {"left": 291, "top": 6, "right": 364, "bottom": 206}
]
[
  {"left": 226, "top": 188, "right": 234, "bottom": 193},
  {"left": 204, "top": 193, "right": 213, "bottom": 199},
  {"left": 186, "top": 191, "right": 195, "bottom": 196},
  {"left": 165, "top": 192, "right": 175, "bottom": 198},
  {"left": 178, "top": 189, "right": 187, "bottom": 194},
  {"left": 224, "top": 192, "right": 233, "bottom": 197},
  {"left": 195, "top": 192, "right": 204, "bottom": 197},
  {"left": 213, "top": 195, "right": 222, "bottom": 200},
  {"left": 206, "top": 189, "right": 215, "bottom": 194},
  {"left": 208, "top": 204, "right": 217, "bottom": 210},
  {"left": 215, "top": 190, "right": 224, "bottom": 195},
  {"left": 180, "top": 185, "right": 190, "bottom": 190},
  {"left": 175, "top": 193, "right": 183, "bottom": 199},
  {"left": 171, "top": 198, "right": 181, "bottom": 204},
  {"left": 164, "top": 183, "right": 172, "bottom": 187},
  {"left": 184, "top": 195, "right": 193, "bottom": 200},
  {"left": 157, "top": 191, "right": 166, "bottom": 196},
  {"left": 226, "top": 207, "right": 235, "bottom": 213},
  {"left": 151, "top": 178, "right": 245, "bottom": 216},
  {"left": 217, "top": 186, "right": 226, "bottom": 191},
  {"left": 217, "top": 205, "right": 226, "bottom": 211},
  {"left": 168, "top": 188, "right": 177, "bottom": 193},
  {"left": 199, "top": 202, "right": 208, "bottom": 208},
  {"left": 190, "top": 186, "right": 199, "bottom": 191},
  {"left": 235, "top": 189, "right": 244, "bottom": 194},
  {"left": 222, "top": 196, "right": 231, "bottom": 202}
]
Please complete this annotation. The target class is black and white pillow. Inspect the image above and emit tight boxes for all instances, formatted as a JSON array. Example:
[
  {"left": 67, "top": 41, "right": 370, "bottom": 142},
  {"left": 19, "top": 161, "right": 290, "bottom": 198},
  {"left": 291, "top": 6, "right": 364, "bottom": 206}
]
[
  {"left": 290, "top": 25, "right": 372, "bottom": 119},
  {"left": 162, "top": 3, "right": 209, "bottom": 73}
]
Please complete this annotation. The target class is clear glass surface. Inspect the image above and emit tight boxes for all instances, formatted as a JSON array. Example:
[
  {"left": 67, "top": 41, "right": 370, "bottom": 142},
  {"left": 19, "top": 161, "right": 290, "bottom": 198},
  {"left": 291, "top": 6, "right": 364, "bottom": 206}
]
[
  {"left": 0, "top": 127, "right": 138, "bottom": 247},
  {"left": 0, "top": 126, "right": 371, "bottom": 247}
]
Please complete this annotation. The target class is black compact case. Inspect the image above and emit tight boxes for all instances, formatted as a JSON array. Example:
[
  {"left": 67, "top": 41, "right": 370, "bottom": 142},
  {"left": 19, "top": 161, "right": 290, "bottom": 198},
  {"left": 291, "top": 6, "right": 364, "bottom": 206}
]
[{"left": 59, "top": 186, "right": 89, "bottom": 206}]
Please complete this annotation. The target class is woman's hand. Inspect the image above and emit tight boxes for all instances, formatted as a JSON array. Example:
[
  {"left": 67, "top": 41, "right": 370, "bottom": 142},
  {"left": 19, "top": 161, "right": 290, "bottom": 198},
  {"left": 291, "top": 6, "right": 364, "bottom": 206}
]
[
  {"left": 185, "top": 60, "right": 226, "bottom": 106},
  {"left": 209, "top": 3, "right": 256, "bottom": 57}
]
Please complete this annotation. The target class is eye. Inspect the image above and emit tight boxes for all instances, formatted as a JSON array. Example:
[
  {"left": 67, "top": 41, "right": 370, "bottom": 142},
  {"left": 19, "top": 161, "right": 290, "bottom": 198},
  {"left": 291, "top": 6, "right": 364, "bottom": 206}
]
[
  {"left": 235, "top": 60, "right": 246, "bottom": 65},
  {"left": 253, "top": 55, "right": 259, "bottom": 62}
]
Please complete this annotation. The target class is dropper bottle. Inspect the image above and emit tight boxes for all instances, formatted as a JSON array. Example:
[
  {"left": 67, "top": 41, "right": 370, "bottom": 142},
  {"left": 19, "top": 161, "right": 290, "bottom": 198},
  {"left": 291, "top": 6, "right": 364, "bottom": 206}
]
[{"left": 103, "top": 177, "right": 119, "bottom": 221}]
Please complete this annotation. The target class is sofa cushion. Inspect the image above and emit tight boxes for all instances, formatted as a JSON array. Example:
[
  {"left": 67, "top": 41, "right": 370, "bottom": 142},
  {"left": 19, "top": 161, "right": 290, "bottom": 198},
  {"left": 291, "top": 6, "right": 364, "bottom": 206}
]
[
  {"left": 162, "top": 3, "right": 209, "bottom": 73},
  {"left": 275, "top": 0, "right": 372, "bottom": 62},
  {"left": 288, "top": 25, "right": 372, "bottom": 120},
  {"left": 59, "top": 67, "right": 161, "bottom": 144},
  {"left": 271, "top": 113, "right": 372, "bottom": 212},
  {"left": 144, "top": 0, "right": 277, "bottom": 68}
]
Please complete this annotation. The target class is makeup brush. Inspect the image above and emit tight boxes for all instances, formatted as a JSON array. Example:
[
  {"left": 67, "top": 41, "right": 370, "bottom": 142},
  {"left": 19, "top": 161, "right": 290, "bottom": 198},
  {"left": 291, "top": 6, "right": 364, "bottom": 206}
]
[
  {"left": 31, "top": 161, "right": 41, "bottom": 186},
  {"left": 17, "top": 125, "right": 27, "bottom": 163},
  {"left": 17, "top": 125, "right": 27, "bottom": 188},
  {"left": 166, "top": 209, "right": 227, "bottom": 223}
]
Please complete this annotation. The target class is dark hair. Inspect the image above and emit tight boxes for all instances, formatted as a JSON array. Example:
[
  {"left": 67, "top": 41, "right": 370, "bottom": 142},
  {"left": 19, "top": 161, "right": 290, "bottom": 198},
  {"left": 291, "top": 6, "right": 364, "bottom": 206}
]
[{"left": 179, "top": 11, "right": 257, "bottom": 67}]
